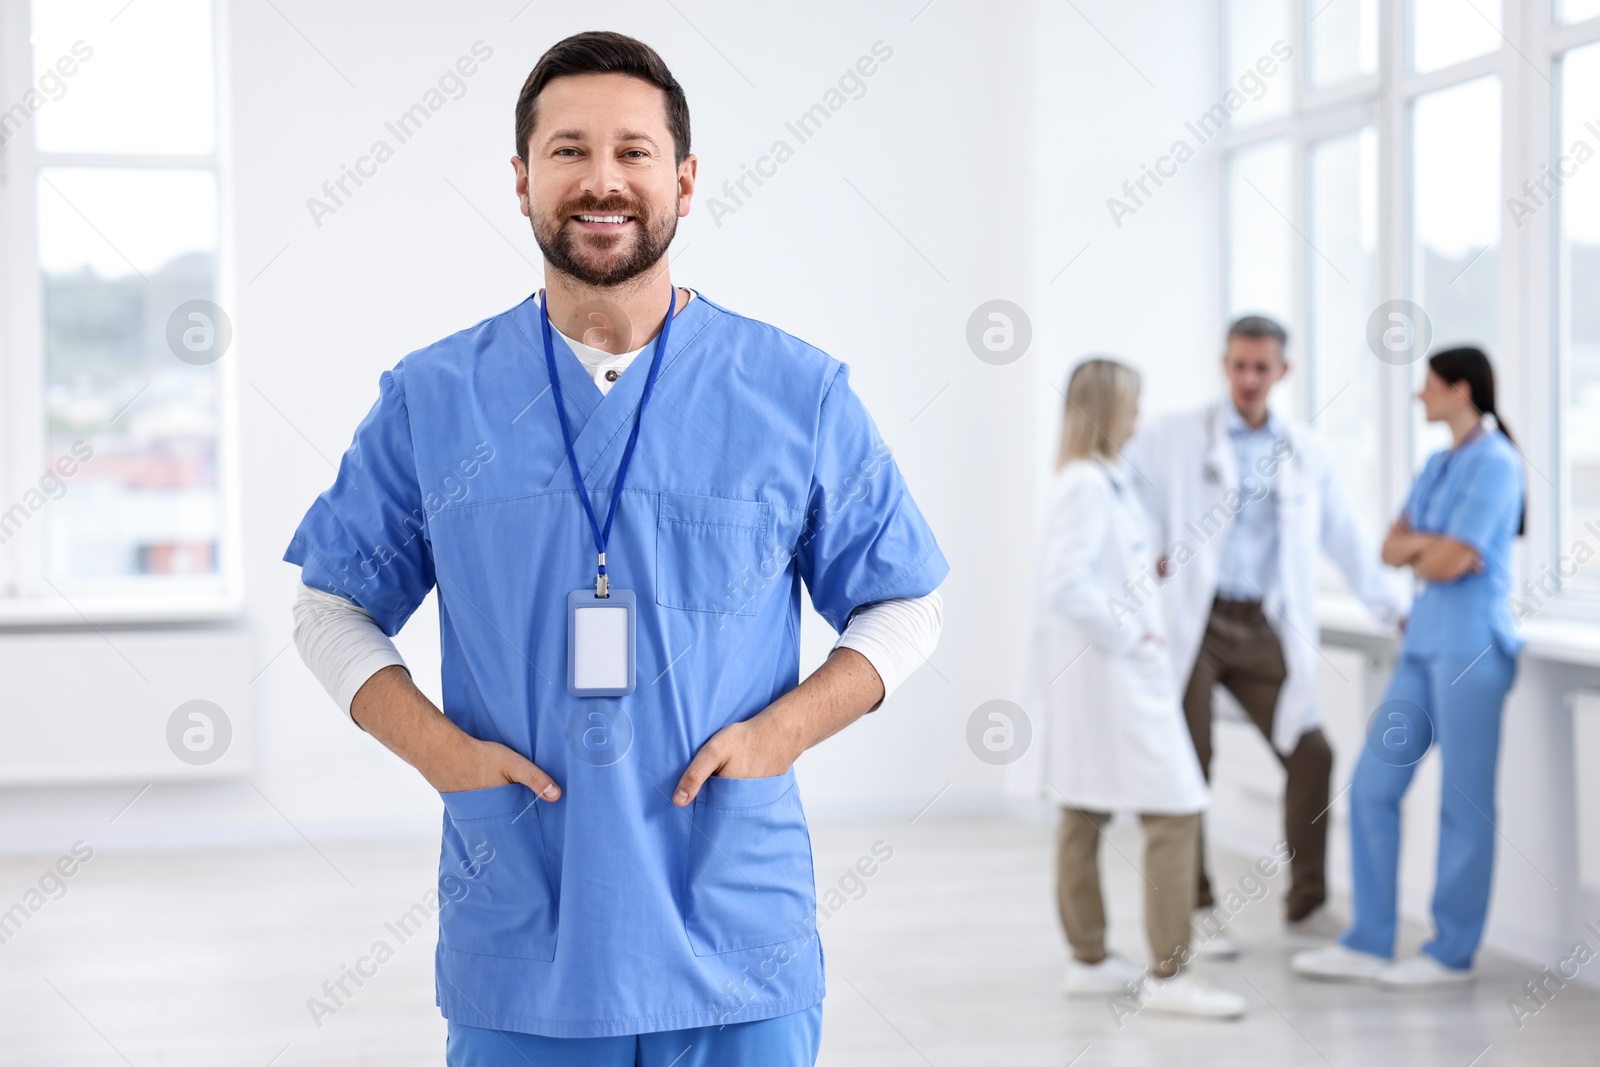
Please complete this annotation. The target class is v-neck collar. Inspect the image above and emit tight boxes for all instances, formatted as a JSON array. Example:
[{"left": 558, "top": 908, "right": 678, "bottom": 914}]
[
  {"left": 506, "top": 289, "right": 715, "bottom": 487},
  {"left": 1093, "top": 454, "right": 1129, "bottom": 495},
  {"left": 1223, "top": 400, "right": 1280, "bottom": 440}
]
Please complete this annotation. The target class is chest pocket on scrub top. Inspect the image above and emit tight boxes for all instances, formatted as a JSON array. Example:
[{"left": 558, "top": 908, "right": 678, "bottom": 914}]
[{"left": 655, "top": 492, "right": 771, "bottom": 617}]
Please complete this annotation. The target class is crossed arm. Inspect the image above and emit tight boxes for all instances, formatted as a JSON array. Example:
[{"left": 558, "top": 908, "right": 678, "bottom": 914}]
[{"left": 1382, "top": 516, "right": 1481, "bottom": 582}]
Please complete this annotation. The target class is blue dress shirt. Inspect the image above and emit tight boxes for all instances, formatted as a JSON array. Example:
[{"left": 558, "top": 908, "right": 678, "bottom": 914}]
[{"left": 1214, "top": 402, "right": 1283, "bottom": 601}]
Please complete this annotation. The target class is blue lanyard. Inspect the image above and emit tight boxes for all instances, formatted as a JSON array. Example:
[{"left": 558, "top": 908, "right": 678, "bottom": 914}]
[
  {"left": 540, "top": 286, "right": 676, "bottom": 597},
  {"left": 1416, "top": 425, "right": 1485, "bottom": 527}
]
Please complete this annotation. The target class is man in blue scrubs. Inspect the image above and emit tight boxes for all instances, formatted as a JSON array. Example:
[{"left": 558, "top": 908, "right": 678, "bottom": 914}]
[{"left": 284, "top": 31, "right": 947, "bottom": 1066}]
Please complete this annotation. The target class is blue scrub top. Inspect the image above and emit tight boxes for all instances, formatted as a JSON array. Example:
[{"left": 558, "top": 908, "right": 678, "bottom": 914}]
[
  {"left": 1399, "top": 428, "right": 1523, "bottom": 659},
  {"left": 282, "top": 291, "right": 948, "bottom": 1038}
]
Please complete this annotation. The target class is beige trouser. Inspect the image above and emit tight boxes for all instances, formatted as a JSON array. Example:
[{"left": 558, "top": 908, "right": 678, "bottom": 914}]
[{"left": 1056, "top": 807, "right": 1201, "bottom": 977}]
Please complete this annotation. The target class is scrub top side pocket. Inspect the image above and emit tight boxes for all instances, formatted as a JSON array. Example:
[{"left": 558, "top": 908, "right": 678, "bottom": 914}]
[
  {"left": 655, "top": 492, "right": 771, "bottom": 617},
  {"left": 683, "top": 770, "right": 818, "bottom": 956},
  {"left": 437, "top": 783, "right": 559, "bottom": 961}
]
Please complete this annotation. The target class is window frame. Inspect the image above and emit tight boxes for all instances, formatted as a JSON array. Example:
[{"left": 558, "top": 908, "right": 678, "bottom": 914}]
[
  {"left": 0, "top": 0, "right": 240, "bottom": 624},
  {"left": 1548, "top": 20, "right": 1600, "bottom": 605},
  {"left": 1220, "top": 0, "right": 1600, "bottom": 619}
]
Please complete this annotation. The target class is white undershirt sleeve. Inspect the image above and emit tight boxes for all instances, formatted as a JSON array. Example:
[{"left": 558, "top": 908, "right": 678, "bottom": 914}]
[
  {"left": 831, "top": 590, "right": 944, "bottom": 706},
  {"left": 293, "top": 578, "right": 945, "bottom": 718},
  {"left": 291, "top": 582, "right": 409, "bottom": 718}
]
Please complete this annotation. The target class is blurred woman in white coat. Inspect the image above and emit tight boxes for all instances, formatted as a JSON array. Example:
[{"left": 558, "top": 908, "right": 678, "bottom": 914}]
[{"left": 1039, "top": 358, "right": 1244, "bottom": 1019}]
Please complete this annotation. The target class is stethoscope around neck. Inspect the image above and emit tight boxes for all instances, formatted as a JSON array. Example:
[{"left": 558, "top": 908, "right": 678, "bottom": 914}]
[
  {"left": 1202, "top": 404, "right": 1289, "bottom": 501},
  {"left": 1202, "top": 405, "right": 1230, "bottom": 484},
  {"left": 1093, "top": 454, "right": 1127, "bottom": 497}
]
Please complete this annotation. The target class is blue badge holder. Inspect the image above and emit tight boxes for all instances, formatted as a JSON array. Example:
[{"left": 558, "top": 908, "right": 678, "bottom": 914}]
[{"left": 567, "top": 588, "right": 636, "bottom": 697}]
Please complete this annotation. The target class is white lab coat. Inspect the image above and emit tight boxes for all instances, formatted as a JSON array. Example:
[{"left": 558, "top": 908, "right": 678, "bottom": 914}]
[
  {"left": 1122, "top": 402, "right": 1408, "bottom": 755},
  {"left": 1032, "top": 458, "right": 1209, "bottom": 815}
]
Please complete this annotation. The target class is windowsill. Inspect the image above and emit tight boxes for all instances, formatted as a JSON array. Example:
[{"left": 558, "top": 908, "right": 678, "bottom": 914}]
[
  {"left": 0, "top": 594, "right": 243, "bottom": 629},
  {"left": 1318, "top": 592, "right": 1600, "bottom": 669},
  {"left": 1316, "top": 592, "right": 1401, "bottom": 661},
  {"left": 1514, "top": 615, "right": 1600, "bottom": 670}
]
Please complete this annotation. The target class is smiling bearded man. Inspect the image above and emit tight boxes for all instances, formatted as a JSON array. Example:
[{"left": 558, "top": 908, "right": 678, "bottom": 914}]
[{"left": 284, "top": 29, "right": 948, "bottom": 1067}]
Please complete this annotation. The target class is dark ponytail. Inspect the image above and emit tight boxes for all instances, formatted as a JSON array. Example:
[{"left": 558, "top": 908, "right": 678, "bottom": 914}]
[{"left": 1428, "top": 346, "right": 1525, "bottom": 536}]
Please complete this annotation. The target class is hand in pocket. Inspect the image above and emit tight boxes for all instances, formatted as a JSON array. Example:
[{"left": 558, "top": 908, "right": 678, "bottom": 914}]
[
  {"left": 672, "top": 715, "right": 798, "bottom": 806},
  {"left": 435, "top": 737, "right": 563, "bottom": 802}
]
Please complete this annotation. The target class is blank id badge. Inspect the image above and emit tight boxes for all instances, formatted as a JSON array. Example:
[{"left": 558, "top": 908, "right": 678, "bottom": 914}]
[{"left": 567, "top": 588, "right": 636, "bottom": 696}]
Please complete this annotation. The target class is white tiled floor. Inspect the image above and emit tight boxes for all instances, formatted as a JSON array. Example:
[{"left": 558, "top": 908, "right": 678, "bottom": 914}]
[{"left": 0, "top": 812, "right": 1594, "bottom": 1064}]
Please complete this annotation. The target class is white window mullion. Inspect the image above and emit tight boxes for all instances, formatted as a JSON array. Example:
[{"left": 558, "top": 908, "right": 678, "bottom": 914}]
[
  {"left": 211, "top": 0, "right": 242, "bottom": 613},
  {"left": 1290, "top": 126, "right": 1311, "bottom": 420},
  {"left": 1379, "top": 0, "right": 1411, "bottom": 515},
  {"left": 1501, "top": 0, "right": 1552, "bottom": 590},
  {"left": 1549, "top": 12, "right": 1600, "bottom": 606},
  {"left": 1289, "top": 0, "right": 1309, "bottom": 422},
  {"left": 1, "top": 0, "right": 48, "bottom": 602}
]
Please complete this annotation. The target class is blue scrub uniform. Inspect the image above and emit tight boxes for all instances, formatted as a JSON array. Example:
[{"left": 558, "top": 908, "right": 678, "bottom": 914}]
[
  {"left": 445, "top": 1002, "right": 822, "bottom": 1065},
  {"left": 1340, "top": 428, "right": 1523, "bottom": 970},
  {"left": 283, "top": 292, "right": 948, "bottom": 1042}
]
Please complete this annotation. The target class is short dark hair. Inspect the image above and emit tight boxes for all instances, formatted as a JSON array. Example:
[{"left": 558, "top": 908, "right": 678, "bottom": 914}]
[
  {"left": 514, "top": 31, "right": 691, "bottom": 167},
  {"left": 1226, "top": 314, "right": 1288, "bottom": 349}
]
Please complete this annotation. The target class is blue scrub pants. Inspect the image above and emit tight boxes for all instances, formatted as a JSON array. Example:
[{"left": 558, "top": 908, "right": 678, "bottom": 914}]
[
  {"left": 1339, "top": 648, "right": 1516, "bottom": 970},
  {"left": 445, "top": 1004, "right": 823, "bottom": 1066}
]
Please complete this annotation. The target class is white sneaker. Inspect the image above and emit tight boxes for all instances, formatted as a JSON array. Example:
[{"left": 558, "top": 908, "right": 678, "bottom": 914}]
[
  {"left": 1190, "top": 908, "right": 1241, "bottom": 959},
  {"left": 1141, "top": 971, "right": 1247, "bottom": 1019},
  {"left": 1284, "top": 905, "right": 1344, "bottom": 947},
  {"left": 1062, "top": 953, "right": 1144, "bottom": 996},
  {"left": 1377, "top": 954, "right": 1474, "bottom": 990},
  {"left": 1291, "top": 943, "right": 1386, "bottom": 982}
]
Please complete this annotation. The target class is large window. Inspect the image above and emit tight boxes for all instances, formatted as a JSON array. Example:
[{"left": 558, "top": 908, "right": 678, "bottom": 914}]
[
  {"left": 1559, "top": 40, "right": 1600, "bottom": 591},
  {"left": 1, "top": 0, "right": 233, "bottom": 617},
  {"left": 1220, "top": 0, "right": 1382, "bottom": 532},
  {"left": 1410, "top": 0, "right": 1502, "bottom": 72},
  {"left": 1409, "top": 75, "right": 1501, "bottom": 459},
  {"left": 1309, "top": 0, "right": 1378, "bottom": 86},
  {"left": 1226, "top": 139, "right": 1297, "bottom": 339},
  {"left": 1308, "top": 126, "right": 1379, "bottom": 521},
  {"left": 1226, "top": 0, "right": 1296, "bottom": 127},
  {"left": 1221, "top": 0, "right": 1600, "bottom": 613}
]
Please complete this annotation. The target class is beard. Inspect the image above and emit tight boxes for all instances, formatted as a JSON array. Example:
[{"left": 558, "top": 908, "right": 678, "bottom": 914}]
[{"left": 532, "top": 193, "right": 678, "bottom": 288}]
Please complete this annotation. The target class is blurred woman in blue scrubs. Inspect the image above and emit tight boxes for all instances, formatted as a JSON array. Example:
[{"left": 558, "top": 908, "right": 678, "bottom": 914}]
[{"left": 1293, "top": 347, "right": 1524, "bottom": 989}]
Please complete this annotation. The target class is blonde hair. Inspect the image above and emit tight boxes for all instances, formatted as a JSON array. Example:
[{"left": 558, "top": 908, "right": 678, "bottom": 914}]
[{"left": 1055, "top": 357, "right": 1141, "bottom": 470}]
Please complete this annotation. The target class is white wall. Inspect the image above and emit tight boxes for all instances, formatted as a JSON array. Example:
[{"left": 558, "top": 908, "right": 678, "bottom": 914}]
[
  {"left": 1019, "top": 0, "right": 1224, "bottom": 770},
  {"left": 1028, "top": 0, "right": 1225, "bottom": 437},
  {"left": 0, "top": 0, "right": 1049, "bottom": 848},
  {"left": 0, "top": 0, "right": 1230, "bottom": 854},
  {"left": 4, "top": 0, "right": 1591, "bottom": 989}
]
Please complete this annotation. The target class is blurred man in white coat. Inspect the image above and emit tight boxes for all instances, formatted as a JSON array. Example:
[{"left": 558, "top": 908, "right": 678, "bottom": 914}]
[{"left": 1123, "top": 315, "right": 1406, "bottom": 950}]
